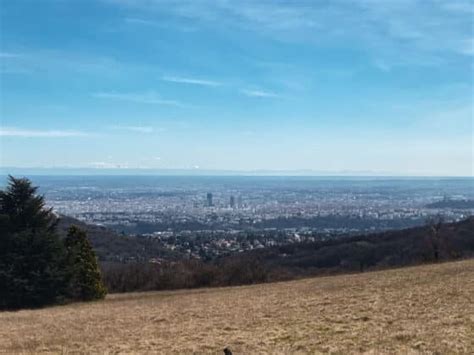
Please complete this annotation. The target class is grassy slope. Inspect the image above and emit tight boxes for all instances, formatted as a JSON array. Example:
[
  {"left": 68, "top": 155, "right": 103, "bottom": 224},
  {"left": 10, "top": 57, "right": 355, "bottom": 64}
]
[{"left": 1, "top": 259, "right": 473, "bottom": 354}]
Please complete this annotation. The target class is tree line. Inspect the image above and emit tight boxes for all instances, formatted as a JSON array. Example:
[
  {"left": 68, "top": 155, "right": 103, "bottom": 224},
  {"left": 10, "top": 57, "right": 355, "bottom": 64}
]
[{"left": 100, "top": 215, "right": 474, "bottom": 294}]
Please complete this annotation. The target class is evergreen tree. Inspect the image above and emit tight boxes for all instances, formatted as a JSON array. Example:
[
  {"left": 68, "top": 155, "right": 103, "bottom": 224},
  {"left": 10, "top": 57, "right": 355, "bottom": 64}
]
[
  {"left": 0, "top": 176, "right": 68, "bottom": 309},
  {"left": 64, "top": 225, "right": 107, "bottom": 301}
]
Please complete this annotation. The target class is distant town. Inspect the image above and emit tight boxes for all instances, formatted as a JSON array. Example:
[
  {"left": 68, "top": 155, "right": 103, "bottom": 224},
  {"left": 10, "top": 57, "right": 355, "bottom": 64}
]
[{"left": 23, "top": 176, "right": 472, "bottom": 260}]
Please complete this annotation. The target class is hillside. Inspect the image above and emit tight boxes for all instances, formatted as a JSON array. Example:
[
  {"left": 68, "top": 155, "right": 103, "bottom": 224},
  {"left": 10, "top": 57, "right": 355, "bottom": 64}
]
[
  {"left": 1, "top": 259, "right": 473, "bottom": 354},
  {"left": 54, "top": 216, "right": 474, "bottom": 294},
  {"left": 246, "top": 217, "right": 474, "bottom": 276},
  {"left": 56, "top": 215, "right": 181, "bottom": 262}
]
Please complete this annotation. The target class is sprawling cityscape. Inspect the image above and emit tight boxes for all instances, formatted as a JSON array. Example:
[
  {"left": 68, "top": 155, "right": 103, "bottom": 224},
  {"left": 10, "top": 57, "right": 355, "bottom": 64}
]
[{"left": 22, "top": 175, "right": 474, "bottom": 260}]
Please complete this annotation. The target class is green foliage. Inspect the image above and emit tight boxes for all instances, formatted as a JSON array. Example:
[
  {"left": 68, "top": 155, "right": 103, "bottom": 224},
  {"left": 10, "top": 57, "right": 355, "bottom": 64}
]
[
  {"left": 0, "top": 176, "right": 56, "bottom": 234},
  {"left": 65, "top": 226, "right": 107, "bottom": 301},
  {"left": 0, "top": 176, "right": 106, "bottom": 309},
  {"left": 0, "top": 176, "right": 68, "bottom": 309}
]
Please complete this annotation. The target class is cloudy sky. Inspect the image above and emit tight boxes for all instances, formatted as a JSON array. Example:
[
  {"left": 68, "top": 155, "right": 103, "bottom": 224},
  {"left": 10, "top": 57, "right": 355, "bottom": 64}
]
[{"left": 0, "top": 0, "right": 473, "bottom": 175}]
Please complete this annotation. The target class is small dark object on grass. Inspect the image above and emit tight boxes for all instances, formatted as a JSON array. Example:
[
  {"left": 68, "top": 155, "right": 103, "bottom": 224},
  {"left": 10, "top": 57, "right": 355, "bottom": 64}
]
[{"left": 224, "top": 347, "right": 232, "bottom": 355}]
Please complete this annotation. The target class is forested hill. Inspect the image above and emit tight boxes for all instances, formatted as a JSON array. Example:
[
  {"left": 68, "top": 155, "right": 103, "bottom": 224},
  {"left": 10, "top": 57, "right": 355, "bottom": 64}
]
[
  {"left": 57, "top": 213, "right": 474, "bottom": 294},
  {"left": 57, "top": 214, "right": 474, "bottom": 273},
  {"left": 244, "top": 217, "right": 474, "bottom": 277},
  {"left": 56, "top": 215, "right": 180, "bottom": 262}
]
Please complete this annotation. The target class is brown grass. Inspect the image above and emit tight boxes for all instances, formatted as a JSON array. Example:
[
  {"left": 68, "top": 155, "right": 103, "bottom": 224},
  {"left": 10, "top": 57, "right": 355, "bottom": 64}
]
[{"left": 1, "top": 260, "right": 473, "bottom": 354}]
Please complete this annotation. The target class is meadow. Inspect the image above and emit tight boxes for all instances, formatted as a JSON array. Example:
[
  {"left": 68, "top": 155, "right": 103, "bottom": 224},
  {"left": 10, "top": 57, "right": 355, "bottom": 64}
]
[{"left": 1, "top": 259, "right": 473, "bottom": 354}]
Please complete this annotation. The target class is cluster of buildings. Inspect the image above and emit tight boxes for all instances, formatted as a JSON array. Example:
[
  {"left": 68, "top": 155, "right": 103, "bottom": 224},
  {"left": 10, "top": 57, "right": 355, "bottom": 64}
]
[
  {"left": 145, "top": 229, "right": 319, "bottom": 259},
  {"left": 41, "top": 178, "right": 473, "bottom": 259}
]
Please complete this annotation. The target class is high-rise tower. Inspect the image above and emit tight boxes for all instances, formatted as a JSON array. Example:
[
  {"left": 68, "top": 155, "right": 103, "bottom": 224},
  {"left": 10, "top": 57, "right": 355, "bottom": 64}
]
[{"left": 206, "top": 192, "right": 213, "bottom": 207}]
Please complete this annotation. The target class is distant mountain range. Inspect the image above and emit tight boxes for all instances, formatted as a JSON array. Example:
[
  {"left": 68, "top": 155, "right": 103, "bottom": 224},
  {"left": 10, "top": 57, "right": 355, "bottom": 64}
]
[{"left": 3, "top": 166, "right": 470, "bottom": 177}]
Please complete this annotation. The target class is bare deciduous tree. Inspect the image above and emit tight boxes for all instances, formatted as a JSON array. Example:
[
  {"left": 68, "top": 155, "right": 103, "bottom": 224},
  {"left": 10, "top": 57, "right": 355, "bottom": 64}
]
[{"left": 426, "top": 215, "right": 444, "bottom": 262}]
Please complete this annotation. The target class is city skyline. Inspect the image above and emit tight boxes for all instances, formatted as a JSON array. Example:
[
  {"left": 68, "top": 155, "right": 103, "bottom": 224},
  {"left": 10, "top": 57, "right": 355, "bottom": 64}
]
[{"left": 1, "top": 0, "right": 473, "bottom": 176}]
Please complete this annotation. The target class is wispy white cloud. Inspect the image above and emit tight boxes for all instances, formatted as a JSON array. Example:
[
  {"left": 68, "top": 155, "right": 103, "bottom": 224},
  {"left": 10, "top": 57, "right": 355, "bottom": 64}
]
[
  {"left": 0, "top": 52, "right": 32, "bottom": 74},
  {"left": 459, "top": 38, "right": 474, "bottom": 56},
  {"left": 124, "top": 17, "right": 197, "bottom": 32},
  {"left": 0, "top": 52, "right": 22, "bottom": 58},
  {"left": 92, "top": 91, "right": 183, "bottom": 106},
  {"left": 162, "top": 75, "right": 221, "bottom": 87},
  {"left": 241, "top": 89, "right": 279, "bottom": 98},
  {"left": 124, "top": 17, "right": 156, "bottom": 26},
  {"left": 87, "top": 157, "right": 164, "bottom": 169},
  {"left": 87, "top": 161, "right": 124, "bottom": 169},
  {"left": 107, "top": 0, "right": 474, "bottom": 68},
  {"left": 0, "top": 127, "right": 91, "bottom": 138},
  {"left": 110, "top": 125, "right": 159, "bottom": 133},
  {"left": 437, "top": 0, "right": 474, "bottom": 14},
  {"left": 0, "top": 49, "right": 128, "bottom": 77}
]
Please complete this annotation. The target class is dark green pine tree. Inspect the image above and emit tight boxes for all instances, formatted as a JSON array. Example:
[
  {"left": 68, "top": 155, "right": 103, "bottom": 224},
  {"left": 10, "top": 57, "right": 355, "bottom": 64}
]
[
  {"left": 64, "top": 225, "right": 107, "bottom": 301},
  {"left": 0, "top": 176, "right": 68, "bottom": 309}
]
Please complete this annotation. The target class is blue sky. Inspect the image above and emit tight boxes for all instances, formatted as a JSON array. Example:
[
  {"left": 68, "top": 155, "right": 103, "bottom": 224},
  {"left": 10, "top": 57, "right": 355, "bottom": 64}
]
[{"left": 0, "top": 0, "right": 473, "bottom": 175}]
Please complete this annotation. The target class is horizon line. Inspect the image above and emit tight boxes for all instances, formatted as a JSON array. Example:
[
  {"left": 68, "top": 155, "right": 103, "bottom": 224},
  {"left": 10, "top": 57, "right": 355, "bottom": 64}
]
[{"left": 0, "top": 166, "right": 472, "bottom": 178}]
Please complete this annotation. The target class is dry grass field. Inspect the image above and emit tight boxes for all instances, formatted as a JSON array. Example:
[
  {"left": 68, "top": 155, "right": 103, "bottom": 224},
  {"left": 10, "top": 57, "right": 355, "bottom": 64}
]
[{"left": 1, "top": 260, "right": 473, "bottom": 354}]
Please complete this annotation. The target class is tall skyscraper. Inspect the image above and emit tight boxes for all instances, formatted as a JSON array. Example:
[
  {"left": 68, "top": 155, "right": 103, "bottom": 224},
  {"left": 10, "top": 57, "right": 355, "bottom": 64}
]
[
  {"left": 206, "top": 192, "right": 213, "bottom": 207},
  {"left": 230, "top": 195, "right": 235, "bottom": 208}
]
